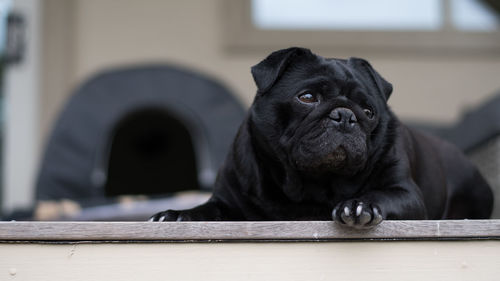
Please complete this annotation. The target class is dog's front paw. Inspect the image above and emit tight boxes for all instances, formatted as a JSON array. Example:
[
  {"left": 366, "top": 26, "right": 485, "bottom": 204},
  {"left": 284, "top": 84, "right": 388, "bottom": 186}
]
[
  {"left": 149, "top": 210, "right": 182, "bottom": 222},
  {"left": 332, "top": 200, "right": 383, "bottom": 229}
]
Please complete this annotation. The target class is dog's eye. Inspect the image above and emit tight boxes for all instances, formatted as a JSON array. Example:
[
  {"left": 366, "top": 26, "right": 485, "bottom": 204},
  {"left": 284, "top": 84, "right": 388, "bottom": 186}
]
[
  {"left": 363, "top": 108, "right": 374, "bottom": 119},
  {"left": 297, "top": 92, "right": 319, "bottom": 104}
]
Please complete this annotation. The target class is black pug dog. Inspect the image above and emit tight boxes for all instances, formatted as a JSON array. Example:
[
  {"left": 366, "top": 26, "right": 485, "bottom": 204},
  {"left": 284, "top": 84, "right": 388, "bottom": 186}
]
[{"left": 151, "top": 47, "right": 494, "bottom": 228}]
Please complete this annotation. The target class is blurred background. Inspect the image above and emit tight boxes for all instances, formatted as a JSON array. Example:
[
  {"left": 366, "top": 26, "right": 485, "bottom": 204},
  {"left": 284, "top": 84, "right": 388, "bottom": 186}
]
[{"left": 0, "top": 0, "right": 499, "bottom": 221}]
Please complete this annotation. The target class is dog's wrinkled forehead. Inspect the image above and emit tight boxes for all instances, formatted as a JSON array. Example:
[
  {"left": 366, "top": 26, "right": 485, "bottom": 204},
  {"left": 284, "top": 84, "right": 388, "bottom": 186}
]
[
  {"left": 275, "top": 58, "right": 358, "bottom": 95},
  {"left": 323, "top": 58, "right": 354, "bottom": 80},
  {"left": 288, "top": 57, "right": 357, "bottom": 86},
  {"left": 251, "top": 47, "right": 393, "bottom": 101}
]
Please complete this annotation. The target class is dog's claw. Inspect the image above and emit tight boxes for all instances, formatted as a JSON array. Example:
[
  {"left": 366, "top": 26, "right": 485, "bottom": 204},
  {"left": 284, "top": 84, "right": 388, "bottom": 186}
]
[
  {"left": 149, "top": 210, "right": 180, "bottom": 222},
  {"left": 356, "top": 203, "right": 363, "bottom": 216},
  {"left": 372, "top": 207, "right": 383, "bottom": 225},
  {"left": 341, "top": 209, "right": 355, "bottom": 225},
  {"left": 344, "top": 206, "right": 351, "bottom": 217}
]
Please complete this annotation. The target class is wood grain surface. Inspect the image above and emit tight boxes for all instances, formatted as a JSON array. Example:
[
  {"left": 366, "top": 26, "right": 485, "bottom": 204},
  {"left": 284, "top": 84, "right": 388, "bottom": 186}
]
[{"left": 1, "top": 220, "right": 499, "bottom": 242}]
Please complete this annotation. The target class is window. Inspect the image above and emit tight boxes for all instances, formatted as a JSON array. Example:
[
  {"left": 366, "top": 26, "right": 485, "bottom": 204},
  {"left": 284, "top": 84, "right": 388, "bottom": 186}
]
[
  {"left": 223, "top": 0, "right": 500, "bottom": 54},
  {"left": 252, "top": 0, "right": 443, "bottom": 31},
  {"left": 252, "top": 0, "right": 498, "bottom": 31}
]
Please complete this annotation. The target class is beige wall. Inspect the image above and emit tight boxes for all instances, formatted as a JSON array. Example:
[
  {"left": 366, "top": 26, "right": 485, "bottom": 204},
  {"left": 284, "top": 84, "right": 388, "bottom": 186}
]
[
  {"left": 41, "top": 0, "right": 500, "bottom": 144},
  {"left": 2, "top": 241, "right": 500, "bottom": 280}
]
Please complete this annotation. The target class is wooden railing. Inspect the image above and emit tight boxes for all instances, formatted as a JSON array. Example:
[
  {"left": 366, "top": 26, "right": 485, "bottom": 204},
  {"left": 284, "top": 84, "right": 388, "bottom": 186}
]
[{"left": 1, "top": 220, "right": 499, "bottom": 280}]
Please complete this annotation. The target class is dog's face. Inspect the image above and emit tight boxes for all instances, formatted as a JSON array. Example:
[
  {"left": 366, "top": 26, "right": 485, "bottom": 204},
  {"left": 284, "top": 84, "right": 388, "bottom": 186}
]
[{"left": 250, "top": 47, "right": 394, "bottom": 178}]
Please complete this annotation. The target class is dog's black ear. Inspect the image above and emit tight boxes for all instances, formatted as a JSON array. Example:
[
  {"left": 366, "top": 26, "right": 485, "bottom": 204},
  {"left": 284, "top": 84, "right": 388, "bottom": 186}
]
[
  {"left": 251, "top": 47, "right": 313, "bottom": 94},
  {"left": 347, "top": 57, "right": 393, "bottom": 101}
]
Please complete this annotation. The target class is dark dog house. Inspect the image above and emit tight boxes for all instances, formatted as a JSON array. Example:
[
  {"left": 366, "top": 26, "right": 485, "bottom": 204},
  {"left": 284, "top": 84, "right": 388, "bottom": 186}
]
[{"left": 35, "top": 65, "right": 245, "bottom": 203}]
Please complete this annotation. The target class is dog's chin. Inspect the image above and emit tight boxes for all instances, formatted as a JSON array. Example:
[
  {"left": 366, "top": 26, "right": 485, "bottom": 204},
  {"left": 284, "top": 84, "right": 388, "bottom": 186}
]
[
  {"left": 291, "top": 133, "right": 367, "bottom": 176},
  {"left": 294, "top": 147, "right": 350, "bottom": 175}
]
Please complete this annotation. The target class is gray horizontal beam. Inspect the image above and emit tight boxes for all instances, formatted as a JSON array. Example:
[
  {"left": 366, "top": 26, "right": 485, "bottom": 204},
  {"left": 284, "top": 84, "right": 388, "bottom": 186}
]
[{"left": 1, "top": 220, "right": 499, "bottom": 242}]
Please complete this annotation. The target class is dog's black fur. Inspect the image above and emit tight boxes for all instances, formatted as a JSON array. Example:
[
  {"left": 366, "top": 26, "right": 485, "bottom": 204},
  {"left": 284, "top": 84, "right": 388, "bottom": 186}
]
[{"left": 151, "top": 47, "right": 494, "bottom": 228}]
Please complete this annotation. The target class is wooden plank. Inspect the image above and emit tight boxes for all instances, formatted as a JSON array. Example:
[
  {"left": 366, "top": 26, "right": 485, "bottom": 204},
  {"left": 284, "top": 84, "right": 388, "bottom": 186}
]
[
  {"left": 1, "top": 220, "right": 499, "bottom": 242},
  {"left": 1, "top": 241, "right": 499, "bottom": 281}
]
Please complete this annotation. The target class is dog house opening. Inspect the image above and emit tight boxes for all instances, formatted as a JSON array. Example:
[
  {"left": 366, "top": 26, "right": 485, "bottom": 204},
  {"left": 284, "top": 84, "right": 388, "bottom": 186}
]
[{"left": 105, "top": 108, "right": 200, "bottom": 197}]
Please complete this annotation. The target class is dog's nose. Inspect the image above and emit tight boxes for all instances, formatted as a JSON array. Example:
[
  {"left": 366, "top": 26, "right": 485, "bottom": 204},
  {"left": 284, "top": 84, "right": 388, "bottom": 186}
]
[{"left": 329, "top": 107, "right": 357, "bottom": 128}]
